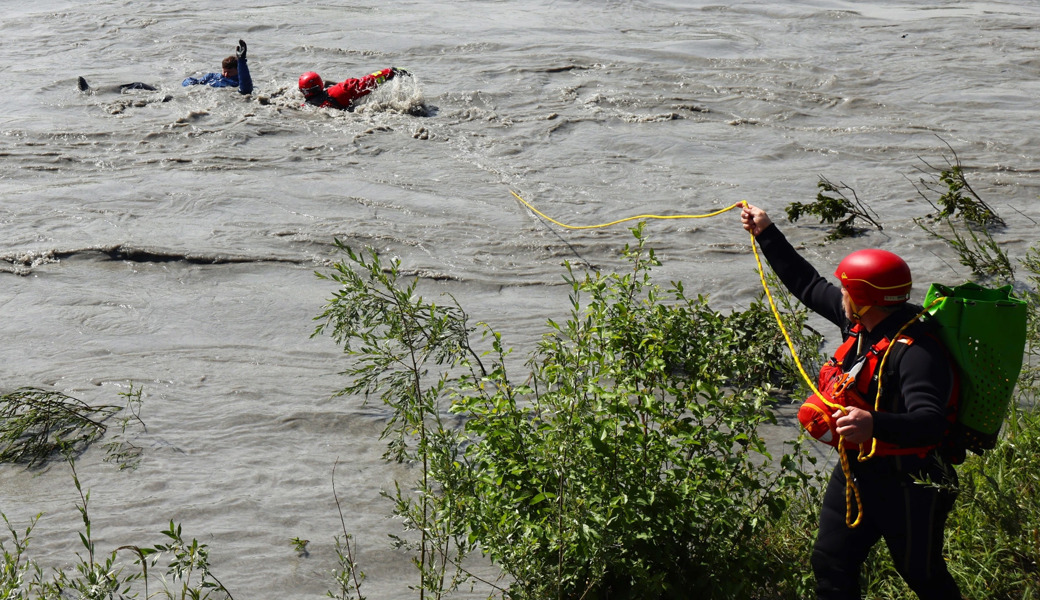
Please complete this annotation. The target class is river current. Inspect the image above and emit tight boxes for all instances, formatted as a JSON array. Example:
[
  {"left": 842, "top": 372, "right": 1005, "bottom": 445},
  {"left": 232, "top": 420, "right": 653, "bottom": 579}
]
[{"left": 3, "top": 1, "right": 1040, "bottom": 597}]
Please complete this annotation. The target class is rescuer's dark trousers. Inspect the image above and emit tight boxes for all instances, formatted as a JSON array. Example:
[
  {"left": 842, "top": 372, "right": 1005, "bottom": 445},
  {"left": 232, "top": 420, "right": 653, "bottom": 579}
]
[{"left": 811, "top": 452, "right": 962, "bottom": 600}]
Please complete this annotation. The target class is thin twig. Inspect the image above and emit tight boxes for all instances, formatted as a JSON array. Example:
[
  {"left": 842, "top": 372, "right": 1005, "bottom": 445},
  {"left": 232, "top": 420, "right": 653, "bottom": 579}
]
[{"left": 332, "top": 458, "right": 364, "bottom": 598}]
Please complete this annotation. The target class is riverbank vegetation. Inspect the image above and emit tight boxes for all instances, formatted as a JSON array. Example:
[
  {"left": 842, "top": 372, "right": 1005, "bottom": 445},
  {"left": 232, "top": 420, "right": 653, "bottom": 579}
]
[{"left": 3, "top": 156, "right": 1039, "bottom": 599}]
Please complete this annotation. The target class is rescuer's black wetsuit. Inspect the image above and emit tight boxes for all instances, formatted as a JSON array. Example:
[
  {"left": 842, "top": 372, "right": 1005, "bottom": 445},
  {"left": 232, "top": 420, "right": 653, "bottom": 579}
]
[{"left": 756, "top": 224, "right": 962, "bottom": 600}]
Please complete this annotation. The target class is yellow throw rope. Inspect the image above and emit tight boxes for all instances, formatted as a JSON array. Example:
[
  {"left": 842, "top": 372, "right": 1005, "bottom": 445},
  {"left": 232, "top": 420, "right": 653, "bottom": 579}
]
[
  {"left": 745, "top": 211, "right": 864, "bottom": 528},
  {"left": 511, "top": 191, "right": 868, "bottom": 527},
  {"left": 510, "top": 190, "right": 740, "bottom": 228}
]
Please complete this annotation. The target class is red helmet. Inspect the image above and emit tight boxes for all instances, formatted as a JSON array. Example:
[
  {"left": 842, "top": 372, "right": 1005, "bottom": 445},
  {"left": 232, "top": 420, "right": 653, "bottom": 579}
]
[
  {"left": 298, "top": 72, "right": 324, "bottom": 97},
  {"left": 834, "top": 249, "right": 912, "bottom": 306}
]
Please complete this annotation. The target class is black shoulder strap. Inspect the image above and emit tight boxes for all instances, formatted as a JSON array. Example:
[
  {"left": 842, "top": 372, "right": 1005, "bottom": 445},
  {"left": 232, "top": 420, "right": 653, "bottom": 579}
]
[{"left": 871, "top": 335, "right": 913, "bottom": 412}]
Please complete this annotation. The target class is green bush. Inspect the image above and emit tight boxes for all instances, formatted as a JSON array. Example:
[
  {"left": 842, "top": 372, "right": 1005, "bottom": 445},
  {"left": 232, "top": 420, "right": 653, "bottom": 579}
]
[{"left": 315, "top": 225, "right": 823, "bottom": 599}]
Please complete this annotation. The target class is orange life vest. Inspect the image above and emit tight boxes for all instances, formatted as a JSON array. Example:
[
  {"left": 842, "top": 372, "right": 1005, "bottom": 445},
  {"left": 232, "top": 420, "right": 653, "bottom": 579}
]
[{"left": 797, "top": 323, "right": 957, "bottom": 457}]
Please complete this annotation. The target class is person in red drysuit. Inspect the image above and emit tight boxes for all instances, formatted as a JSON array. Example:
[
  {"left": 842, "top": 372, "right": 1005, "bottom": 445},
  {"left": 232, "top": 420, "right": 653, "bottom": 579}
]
[{"left": 298, "top": 67, "right": 410, "bottom": 109}]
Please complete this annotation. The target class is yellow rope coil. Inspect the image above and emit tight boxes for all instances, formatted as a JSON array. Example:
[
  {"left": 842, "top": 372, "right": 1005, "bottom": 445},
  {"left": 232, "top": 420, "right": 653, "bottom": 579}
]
[{"left": 511, "top": 190, "right": 868, "bottom": 527}]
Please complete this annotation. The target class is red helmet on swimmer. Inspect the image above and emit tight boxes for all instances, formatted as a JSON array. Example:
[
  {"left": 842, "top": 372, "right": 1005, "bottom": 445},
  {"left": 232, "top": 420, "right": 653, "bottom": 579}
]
[
  {"left": 298, "top": 72, "right": 324, "bottom": 97},
  {"left": 834, "top": 249, "right": 911, "bottom": 307}
]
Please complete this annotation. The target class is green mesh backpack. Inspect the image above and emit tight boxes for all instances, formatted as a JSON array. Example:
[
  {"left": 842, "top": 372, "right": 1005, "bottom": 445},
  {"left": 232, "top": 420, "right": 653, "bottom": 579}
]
[{"left": 922, "top": 282, "right": 1028, "bottom": 456}]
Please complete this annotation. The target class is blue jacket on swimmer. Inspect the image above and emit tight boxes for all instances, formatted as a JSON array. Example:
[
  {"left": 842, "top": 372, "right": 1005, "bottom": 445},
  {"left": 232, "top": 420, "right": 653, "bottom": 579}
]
[{"left": 182, "top": 40, "right": 253, "bottom": 95}]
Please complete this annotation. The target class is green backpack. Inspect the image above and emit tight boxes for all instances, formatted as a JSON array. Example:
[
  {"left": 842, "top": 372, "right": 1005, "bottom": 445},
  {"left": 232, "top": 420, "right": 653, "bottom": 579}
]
[{"left": 921, "top": 282, "right": 1028, "bottom": 456}]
